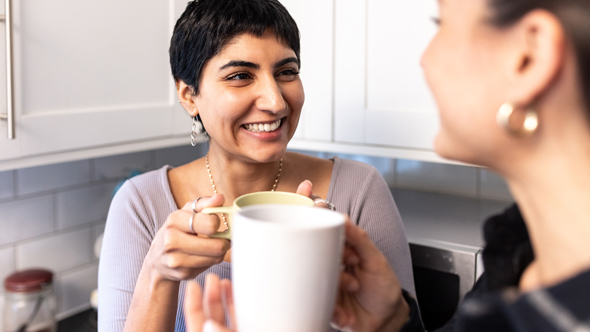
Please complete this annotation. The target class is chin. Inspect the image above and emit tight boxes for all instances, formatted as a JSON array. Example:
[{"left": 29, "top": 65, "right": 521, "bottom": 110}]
[{"left": 433, "top": 132, "right": 482, "bottom": 166}]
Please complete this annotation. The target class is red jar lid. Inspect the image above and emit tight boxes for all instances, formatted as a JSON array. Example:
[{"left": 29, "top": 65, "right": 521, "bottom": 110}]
[{"left": 4, "top": 269, "right": 53, "bottom": 293}]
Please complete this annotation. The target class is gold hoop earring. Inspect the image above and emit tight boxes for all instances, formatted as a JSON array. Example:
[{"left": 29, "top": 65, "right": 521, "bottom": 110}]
[{"left": 496, "top": 102, "right": 539, "bottom": 138}]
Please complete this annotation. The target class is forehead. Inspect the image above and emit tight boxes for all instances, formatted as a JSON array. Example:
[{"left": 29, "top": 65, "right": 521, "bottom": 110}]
[{"left": 213, "top": 31, "right": 296, "bottom": 63}]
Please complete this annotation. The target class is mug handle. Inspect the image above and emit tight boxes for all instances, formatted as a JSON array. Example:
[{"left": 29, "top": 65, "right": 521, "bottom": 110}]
[{"left": 201, "top": 206, "right": 235, "bottom": 239}]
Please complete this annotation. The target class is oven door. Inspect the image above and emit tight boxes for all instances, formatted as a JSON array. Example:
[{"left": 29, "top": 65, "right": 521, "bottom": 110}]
[{"left": 410, "top": 238, "right": 484, "bottom": 331}]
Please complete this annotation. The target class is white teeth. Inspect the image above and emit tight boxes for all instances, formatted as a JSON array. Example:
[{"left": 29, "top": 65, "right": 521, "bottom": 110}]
[{"left": 244, "top": 119, "right": 282, "bottom": 132}]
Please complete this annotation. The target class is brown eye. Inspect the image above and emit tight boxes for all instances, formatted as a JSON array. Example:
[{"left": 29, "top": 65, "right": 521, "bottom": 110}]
[
  {"left": 276, "top": 69, "right": 300, "bottom": 81},
  {"left": 227, "top": 72, "right": 252, "bottom": 80}
]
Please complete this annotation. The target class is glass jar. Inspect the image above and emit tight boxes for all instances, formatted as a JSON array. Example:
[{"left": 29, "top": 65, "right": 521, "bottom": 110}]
[{"left": 3, "top": 269, "right": 57, "bottom": 332}]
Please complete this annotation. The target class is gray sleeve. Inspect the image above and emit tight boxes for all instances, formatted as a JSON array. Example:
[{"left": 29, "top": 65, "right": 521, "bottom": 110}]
[
  {"left": 98, "top": 180, "right": 155, "bottom": 332},
  {"left": 329, "top": 160, "right": 415, "bottom": 297},
  {"left": 352, "top": 167, "right": 416, "bottom": 296}
]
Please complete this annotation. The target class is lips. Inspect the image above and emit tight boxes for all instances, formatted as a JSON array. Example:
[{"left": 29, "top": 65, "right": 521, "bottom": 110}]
[{"left": 242, "top": 118, "right": 283, "bottom": 133}]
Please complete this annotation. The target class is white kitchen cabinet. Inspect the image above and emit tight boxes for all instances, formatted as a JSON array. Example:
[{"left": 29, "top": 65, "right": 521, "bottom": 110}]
[
  {"left": 281, "top": 0, "right": 334, "bottom": 142},
  {"left": 290, "top": 0, "right": 453, "bottom": 163},
  {"left": 0, "top": 0, "right": 193, "bottom": 170},
  {"left": 335, "top": 0, "right": 439, "bottom": 148}
]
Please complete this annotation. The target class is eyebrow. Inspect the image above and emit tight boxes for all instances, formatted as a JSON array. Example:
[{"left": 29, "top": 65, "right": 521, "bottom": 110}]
[
  {"left": 220, "top": 60, "right": 259, "bottom": 70},
  {"left": 274, "top": 57, "right": 300, "bottom": 69},
  {"left": 219, "top": 57, "right": 300, "bottom": 71}
]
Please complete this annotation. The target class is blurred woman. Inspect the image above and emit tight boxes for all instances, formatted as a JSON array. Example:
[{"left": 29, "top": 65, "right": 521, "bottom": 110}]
[
  {"left": 185, "top": 0, "right": 590, "bottom": 331},
  {"left": 97, "top": 1, "right": 414, "bottom": 331}
]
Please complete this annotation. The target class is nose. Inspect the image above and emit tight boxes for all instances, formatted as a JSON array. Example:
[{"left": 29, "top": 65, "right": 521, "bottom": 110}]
[{"left": 255, "top": 76, "right": 286, "bottom": 114}]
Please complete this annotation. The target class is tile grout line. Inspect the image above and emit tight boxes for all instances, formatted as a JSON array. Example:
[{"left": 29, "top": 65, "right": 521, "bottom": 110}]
[
  {"left": 12, "top": 220, "right": 100, "bottom": 249},
  {"left": 13, "top": 169, "right": 18, "bottom": 197},
  {"left": 54, "top": 192, "right": 59, "bottom": 236},
  {"left": 0, "top": 179, "right": 118, "bottom": 205}
]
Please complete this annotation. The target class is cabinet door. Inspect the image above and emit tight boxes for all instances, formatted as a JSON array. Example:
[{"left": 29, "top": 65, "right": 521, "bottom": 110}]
[
  {"left": 334, "top": 0, "right": 439, "bottom": 149},
  {"left": 281, "top": 0, "right": 333, "bottom": 141},
  {"left": 0, "top": 0, "right": 183, "bottom": 161}
]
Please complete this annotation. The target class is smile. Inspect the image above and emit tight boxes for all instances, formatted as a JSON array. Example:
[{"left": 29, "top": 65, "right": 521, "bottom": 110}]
[{"left": 243, "top": 119, "right": 282, "bottom": 133}]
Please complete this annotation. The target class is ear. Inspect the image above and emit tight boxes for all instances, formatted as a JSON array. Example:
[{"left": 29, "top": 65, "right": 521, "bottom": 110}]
[
  {"left": 177, "top": 80, "right": 199, "bottom": 117},
  {"left": 507, "top": 9, "right": 566, "bottom": 107}
]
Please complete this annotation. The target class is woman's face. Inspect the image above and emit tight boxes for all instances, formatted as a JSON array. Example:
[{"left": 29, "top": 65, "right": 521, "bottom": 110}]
[
  {"left": 422, "top": 0, "right": 516, "bottom": 165},
  {"left": 195, "top": 30, "right": 304, "bottom": 163}
]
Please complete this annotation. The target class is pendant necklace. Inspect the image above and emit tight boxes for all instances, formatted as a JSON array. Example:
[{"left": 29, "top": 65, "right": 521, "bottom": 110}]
[{"left": 206, "top": 152, "right": 283, "bottom": 230}]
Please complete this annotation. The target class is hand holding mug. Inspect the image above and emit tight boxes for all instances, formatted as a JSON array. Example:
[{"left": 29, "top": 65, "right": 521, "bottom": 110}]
[
  {"left": 185, "top": 275, "right": 234, "bottom": 332},
  {"left": 144, "top": 194, "right": 231, "bottom": 282},
  {"left": 331, "top": 219, "right": 410, "bottom": 332}
]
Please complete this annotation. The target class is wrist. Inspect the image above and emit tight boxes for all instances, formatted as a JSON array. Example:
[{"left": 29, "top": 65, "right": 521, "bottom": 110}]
[
  {"left": 142, "top": 251, "right": 180, "bottom": 291},
  {"left": 375, "top": 294, "right": 411, "bottom": 332}
]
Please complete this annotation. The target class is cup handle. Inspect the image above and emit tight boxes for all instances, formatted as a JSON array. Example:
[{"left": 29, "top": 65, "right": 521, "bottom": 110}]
[{"left": 201, "top": 206, "right": 235, "bottom": 239}]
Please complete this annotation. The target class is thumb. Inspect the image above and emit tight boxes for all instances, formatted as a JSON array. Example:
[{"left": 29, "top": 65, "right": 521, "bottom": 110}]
[{"left": 296, "top": 180, "right": 313, "bottom": 198}]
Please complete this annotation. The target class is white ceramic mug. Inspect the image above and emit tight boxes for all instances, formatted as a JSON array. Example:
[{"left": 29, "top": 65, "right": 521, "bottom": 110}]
[
  {"left": 230, "top": 204, "right": 346, "bottom": 332},
  {"left": 202, "top": 191, "right": 315, "bottom": 239}
]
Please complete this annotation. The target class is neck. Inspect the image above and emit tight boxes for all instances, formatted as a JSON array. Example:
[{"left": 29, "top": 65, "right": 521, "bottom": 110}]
[
  {"left": 205, "top": 148, "right": 283, "bottom": 203},
  {"left": 502, "top": 131, "right": 590, "bottom": 287}
]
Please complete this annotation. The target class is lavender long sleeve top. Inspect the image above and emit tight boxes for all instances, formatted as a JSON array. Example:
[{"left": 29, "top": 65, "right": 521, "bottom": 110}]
[{"left": 98, "top": 157, "right": 415, "bottom": 332}]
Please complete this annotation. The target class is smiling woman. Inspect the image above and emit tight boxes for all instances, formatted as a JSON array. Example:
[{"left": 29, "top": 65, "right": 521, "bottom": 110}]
[{"left": 97, "top": 1, "right": 415, "bottom": 332}]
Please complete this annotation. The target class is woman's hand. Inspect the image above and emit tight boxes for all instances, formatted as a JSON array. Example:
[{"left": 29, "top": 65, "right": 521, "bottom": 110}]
[
  {"left": 332, "top": 219, "right": 411, "bottom": 332},
  {"left": 296, "top": 180, "right": 333, "bottom": 210},
  {"left": 185, "top": 274, "right": 236, "bottom": 332},
  {"left": 145, "top": 194, "right": 231, "bottom": 282},
  {"left": 124, "top": 195, "right": 232, "bottom": 332}
]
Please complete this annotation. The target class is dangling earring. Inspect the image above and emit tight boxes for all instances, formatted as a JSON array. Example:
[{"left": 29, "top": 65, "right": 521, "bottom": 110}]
[
  {"left": 190, "top": 116, "right": 201, "bottom": 146},
  {"left": 496, "top": 102, "right": 539, "bottom": 138}
]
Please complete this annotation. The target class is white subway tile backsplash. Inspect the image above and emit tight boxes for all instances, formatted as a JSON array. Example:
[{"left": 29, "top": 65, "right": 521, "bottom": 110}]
[
  {"left": 16, "top": 160, "right": 91, "bottom": 196},
  {"left": 55, "top": 263, "right": 99, "bottom": 319},
  {"left": 153, "top": 144, "right": 208, "bottom": 169},
  {"left": 16, "top": 228, "right": 93, "bottom": 274},
  {"left": 0, "top": 196, "right": 55, "bottom": 246},
  {"left": 56, "top": 183, "right": 115, "bottom": 230},
  {"left": 396, "top": 159, "right": 478, "bottom": 197},
  {"left": 93, "top": 151, "right": 153, "bottom": 181},
  {"left": 479, "top": 169, "right": 513, "bottom": 201},
  {"left": 0, "top": 171, "right": 14, "bottom": 200},
  {"left": 0, "top": 247, "right": 15, "bottom": 291}
]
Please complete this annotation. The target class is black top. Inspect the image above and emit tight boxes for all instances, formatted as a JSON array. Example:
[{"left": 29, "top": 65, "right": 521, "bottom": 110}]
[{"left": 401, "top": 204, "right": 590, "bottom": 332}]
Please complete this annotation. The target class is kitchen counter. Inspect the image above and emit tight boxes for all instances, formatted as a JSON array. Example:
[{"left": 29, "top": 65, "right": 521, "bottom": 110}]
[{"left": 392, "top": 188, "right": 512, "bottom": 248}]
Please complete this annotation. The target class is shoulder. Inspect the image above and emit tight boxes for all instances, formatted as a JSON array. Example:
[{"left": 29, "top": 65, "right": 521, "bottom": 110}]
[
  {"left": 328, "top": 157, "right": 394, "bottom": 215},
  {"left": 331, "top": 157, "right": 384, "bottom": 190},
  {"left": 109, "top": 166, "right": 175, "bottom": 226}
]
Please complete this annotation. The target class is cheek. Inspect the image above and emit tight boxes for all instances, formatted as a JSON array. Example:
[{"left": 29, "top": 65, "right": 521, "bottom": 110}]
[
  {"left": 287, "top": 82, "right": 305, "bottom": 111},
  {"left": 201, "top": 88, "right": 251, "bottom": 123}
]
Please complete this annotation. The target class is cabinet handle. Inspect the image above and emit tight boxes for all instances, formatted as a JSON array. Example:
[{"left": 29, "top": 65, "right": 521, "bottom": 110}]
[{"left": 0, "top": 0, "right": 15, "bottom": 140}]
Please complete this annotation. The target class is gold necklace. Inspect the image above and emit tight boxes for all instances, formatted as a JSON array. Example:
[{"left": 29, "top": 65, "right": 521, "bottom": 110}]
[{"left": 206, "top": 153, "right": 283, "bottom": 230}]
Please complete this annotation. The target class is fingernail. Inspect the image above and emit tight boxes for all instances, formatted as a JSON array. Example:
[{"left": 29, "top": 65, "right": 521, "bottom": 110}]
[
  {"left": 203, "top": 320, "right": 215, "bottom": 332},
  {"left": 304, "top": 180, "right": 312, "bottom": 186}
]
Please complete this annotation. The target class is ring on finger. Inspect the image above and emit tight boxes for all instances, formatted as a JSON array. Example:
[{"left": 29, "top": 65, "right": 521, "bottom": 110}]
[
  {"left": 188, "top": 213, "right": 197, "bottom": 234},
  {"left": 191, "top": 197, "right": 204, "bottom": 213},
  {"left": 314, "top": 198, "right": 336, "bottom": 211}
]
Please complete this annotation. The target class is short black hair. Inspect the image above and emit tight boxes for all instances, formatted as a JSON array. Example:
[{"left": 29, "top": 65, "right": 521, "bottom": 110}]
[{"left": 170, "top": 0, "right": 301, "bottom": 96}]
